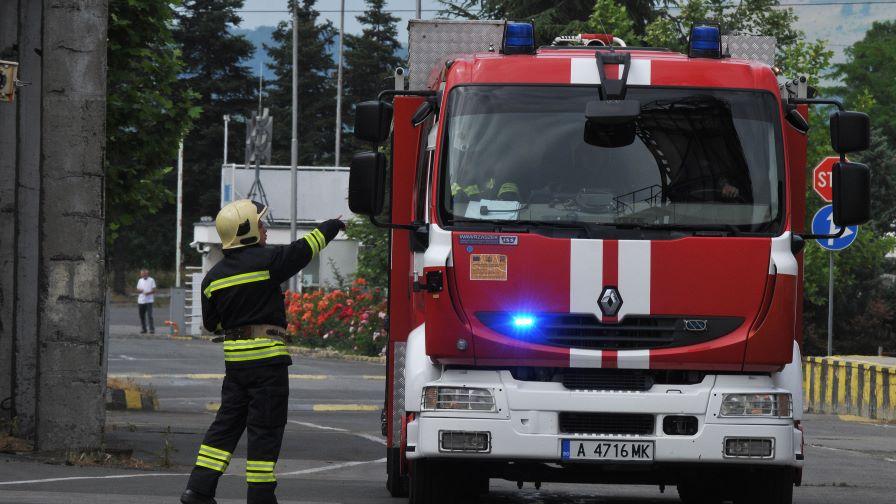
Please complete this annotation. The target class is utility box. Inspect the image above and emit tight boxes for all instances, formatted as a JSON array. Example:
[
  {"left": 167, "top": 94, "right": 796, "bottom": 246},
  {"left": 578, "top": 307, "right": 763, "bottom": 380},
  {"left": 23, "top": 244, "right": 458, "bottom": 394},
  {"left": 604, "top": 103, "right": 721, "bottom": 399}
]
[
  {"left": 1, "top": 60, "right": 18, "bottom": 103},
  {"left": 169, "top": 287, "right": 186, "bottom": 337},
  {"left": 407, "top": 19, "right": 505, "bottom": 90},
  {"left": 722, "top": 35, "right": 776, "bottom": 66}
]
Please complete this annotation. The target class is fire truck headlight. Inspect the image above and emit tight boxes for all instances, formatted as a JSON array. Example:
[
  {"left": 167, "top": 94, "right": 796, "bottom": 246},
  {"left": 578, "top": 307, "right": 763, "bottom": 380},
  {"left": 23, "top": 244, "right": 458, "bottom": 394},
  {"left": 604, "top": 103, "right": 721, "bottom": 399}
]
[
  {"left": 422, "top": 387, "right": 496, "bottom": 412},
  {"left": 720, "top": 393, "right": 792, "bottom": 418}
]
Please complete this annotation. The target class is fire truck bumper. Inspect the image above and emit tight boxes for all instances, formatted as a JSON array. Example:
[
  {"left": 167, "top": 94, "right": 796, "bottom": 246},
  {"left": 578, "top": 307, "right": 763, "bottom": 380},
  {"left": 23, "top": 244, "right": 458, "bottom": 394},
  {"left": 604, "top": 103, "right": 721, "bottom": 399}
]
[{"left": 405, "top": 371, "right": 803, "bottom": 468}]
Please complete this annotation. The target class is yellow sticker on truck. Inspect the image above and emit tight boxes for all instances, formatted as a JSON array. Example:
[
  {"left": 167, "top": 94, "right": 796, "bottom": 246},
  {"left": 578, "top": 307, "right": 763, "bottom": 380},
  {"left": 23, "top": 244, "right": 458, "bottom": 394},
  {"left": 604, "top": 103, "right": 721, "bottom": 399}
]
[{"left": 470, "top": 254, "right": 508, "bottom": 281}]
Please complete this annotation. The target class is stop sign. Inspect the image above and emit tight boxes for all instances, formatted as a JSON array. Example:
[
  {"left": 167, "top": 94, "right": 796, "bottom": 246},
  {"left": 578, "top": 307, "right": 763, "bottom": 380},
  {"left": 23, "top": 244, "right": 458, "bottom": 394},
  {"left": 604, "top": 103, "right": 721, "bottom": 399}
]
[{"left": 813, "top": 156, "right": 838, "bottom": 202}]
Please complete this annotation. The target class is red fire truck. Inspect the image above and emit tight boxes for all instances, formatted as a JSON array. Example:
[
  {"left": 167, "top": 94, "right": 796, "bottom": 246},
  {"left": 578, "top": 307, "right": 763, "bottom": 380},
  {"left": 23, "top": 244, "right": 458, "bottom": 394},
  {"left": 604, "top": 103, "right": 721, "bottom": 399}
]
[{"left": 348, "top": 20, "right": 871, "bottom": 504}]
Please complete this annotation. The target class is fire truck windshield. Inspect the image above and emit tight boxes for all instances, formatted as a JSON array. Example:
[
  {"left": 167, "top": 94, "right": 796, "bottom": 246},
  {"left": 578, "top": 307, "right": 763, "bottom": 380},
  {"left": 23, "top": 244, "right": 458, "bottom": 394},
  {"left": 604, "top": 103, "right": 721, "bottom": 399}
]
[{"left": 441, "top": 85, "right": 784, "bottom": 234}]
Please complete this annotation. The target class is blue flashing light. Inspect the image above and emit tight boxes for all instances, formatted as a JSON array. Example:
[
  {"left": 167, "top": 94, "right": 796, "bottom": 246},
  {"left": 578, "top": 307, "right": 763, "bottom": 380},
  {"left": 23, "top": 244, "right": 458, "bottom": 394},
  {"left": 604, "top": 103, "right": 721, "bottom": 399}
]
[
  {"left": 504, "top": 22, "right": 535, "bottom": 55},
  {"left": 689, "top": 25, "right": 721, "bottom": 58},
  {"left": 512, "top": 315, "right": 536, "bottom": 329}
]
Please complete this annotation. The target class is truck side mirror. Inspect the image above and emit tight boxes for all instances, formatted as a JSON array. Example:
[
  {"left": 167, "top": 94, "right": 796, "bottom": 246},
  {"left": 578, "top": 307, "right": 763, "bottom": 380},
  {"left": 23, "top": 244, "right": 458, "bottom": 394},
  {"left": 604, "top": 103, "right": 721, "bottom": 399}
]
[
  {"left": 832, "top": 161, "right": 871, "bottom": 227},
  {"left": 355, "top": 100, "right": 393, "bottom": 143},
  {"left": 348, "top": 151, "right": 386, "bottom": 216},
  {"left": 830, "top": 111, "right": 870, "bottom": 154}
]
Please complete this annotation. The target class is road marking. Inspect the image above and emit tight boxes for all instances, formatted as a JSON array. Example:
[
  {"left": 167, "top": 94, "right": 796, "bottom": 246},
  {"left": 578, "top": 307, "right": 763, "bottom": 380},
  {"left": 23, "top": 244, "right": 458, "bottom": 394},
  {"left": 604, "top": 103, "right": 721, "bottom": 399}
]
[
  {"left": 108, "top": 373, "right": 356, "bottom": 381},
  {"left": 808, "top": 443, "right": 896, "bottom": 463},
  {"left": 118, "top": 355, "right": 137, "bottom": 361},
  {"left": 0, "top": 458, "right": 388, "bottom": 486},
  {"left": 356, "top": 433, "right": 387, "bottom": 445},
  {"left": 363, "top": 375, "right": 386, "bottom": 380},
  {"left": 0, "top": 473, "right": 187, "bottom": 486},
  {"left": 278, "top": 457, "right": 386, "bottom": 476},
  {"left": 289, "top": 421, "right": 348, "bottom": 432},
  {"left": 288, "top": 420, "right": 386, "bottom": 445},
  {"left": 312, "top": 404, "right": 379, "bottom": 412},
  {"left": 837, "top": 414, "right": 896, "bottom": 427},
  {"left": 206, "top": 402, "right": 221, "bottom": 412}
]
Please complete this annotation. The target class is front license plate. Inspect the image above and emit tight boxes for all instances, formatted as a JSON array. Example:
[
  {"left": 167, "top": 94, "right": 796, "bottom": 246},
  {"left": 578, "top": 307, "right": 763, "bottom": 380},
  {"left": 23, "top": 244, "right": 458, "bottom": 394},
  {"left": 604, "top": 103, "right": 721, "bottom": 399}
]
[{"left": 561, "top": 439, "right": 654, "bottom": 462}]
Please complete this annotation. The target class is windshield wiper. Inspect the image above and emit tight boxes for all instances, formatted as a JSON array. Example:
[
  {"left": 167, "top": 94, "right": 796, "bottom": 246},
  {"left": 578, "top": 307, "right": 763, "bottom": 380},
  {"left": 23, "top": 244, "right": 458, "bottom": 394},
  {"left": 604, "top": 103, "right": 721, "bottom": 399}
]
[{"left": 606, "top": 222, "right": 745, "bottom": 235}]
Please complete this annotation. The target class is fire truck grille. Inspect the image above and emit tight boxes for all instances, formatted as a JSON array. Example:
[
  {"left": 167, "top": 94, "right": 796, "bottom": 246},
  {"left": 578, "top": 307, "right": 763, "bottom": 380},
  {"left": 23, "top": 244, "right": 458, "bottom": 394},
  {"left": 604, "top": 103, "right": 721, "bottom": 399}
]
[
  {"left": 560, "top": 370, "right": 653, "bottom": 391},
  {"left": 476, "top": 313, "right": 744, "bottom": 350},
  {"left": 559, "top": 412, "right": 656, "bottom": 436}
]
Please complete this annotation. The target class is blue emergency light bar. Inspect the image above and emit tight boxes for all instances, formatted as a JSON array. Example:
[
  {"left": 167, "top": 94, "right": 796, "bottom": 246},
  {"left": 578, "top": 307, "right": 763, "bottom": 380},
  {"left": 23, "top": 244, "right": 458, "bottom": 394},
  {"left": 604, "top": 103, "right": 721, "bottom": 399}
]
[
  {"left": 504, "top": 22, "right": 535, "bottom": 54},
  {"left": 689, "top": 25, "right": 722, "bottom": 59}
]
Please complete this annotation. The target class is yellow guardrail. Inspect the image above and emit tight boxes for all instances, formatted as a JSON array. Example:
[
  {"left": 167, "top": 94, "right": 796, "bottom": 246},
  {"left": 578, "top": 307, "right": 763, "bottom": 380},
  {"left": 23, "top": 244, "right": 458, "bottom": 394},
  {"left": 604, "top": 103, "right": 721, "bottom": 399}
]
[{"left": 802, "top": 356, "right": 896, "bottom": 422}]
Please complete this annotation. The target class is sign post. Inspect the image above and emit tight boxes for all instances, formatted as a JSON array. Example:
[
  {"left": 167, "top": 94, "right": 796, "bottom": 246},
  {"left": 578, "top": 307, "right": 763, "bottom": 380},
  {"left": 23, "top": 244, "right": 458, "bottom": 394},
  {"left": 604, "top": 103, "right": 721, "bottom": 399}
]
[
  {"left": 828, "top": 253, "right": 833, "bottom": 357},
  {"left": 811, "top": 204, "right": 858, "bottom": 356},
  {"left": 813, "top": 156, "right": 852, "bottom": 356}
]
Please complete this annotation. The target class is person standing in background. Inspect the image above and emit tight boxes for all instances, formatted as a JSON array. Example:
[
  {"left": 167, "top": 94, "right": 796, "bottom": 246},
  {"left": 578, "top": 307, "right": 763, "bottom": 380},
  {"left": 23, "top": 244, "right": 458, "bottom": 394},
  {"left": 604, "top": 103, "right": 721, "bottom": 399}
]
[{"left": 136, "top": 269, "right": 156, "bottom": 334}]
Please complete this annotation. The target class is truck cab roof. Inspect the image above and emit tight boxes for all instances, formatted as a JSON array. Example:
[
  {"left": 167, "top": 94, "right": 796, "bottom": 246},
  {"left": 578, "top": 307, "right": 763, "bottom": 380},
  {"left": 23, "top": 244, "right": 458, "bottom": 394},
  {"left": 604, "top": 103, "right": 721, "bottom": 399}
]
[{"left": 434, "top": 48, "right": 780, "bottom": 95}]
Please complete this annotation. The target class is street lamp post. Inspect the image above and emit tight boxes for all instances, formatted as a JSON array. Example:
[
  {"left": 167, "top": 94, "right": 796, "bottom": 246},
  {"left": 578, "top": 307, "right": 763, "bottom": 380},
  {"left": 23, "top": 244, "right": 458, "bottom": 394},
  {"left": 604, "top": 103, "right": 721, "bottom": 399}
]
[
  {"left": 335, "top": 0, "right": 345, "bottom": 168},
  {"left": 290, "top": 5, "right": 299, "bottom": 293},
  {"left": 176, "top": 140, "right": 184, "bottom": 288}
]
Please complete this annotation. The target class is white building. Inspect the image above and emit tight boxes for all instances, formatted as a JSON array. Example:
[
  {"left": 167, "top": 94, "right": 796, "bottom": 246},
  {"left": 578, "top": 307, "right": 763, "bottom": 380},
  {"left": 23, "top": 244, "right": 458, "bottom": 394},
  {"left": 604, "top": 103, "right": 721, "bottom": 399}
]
[{"left": 187, "top": 164, "right": 358, "bottom": 334}]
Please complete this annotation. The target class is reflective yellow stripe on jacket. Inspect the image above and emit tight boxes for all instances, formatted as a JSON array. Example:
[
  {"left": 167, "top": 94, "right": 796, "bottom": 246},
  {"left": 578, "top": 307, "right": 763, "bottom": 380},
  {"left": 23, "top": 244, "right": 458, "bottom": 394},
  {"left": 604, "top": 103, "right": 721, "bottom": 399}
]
[
  {"left": 204, "top": 270, "right": 271, "bottom": 298},
  {"left": 303, "top": 229, "right": 326, "bottom": 256},
  {"left": 222, "top": 337, "right": 289, "bottom": 363}
]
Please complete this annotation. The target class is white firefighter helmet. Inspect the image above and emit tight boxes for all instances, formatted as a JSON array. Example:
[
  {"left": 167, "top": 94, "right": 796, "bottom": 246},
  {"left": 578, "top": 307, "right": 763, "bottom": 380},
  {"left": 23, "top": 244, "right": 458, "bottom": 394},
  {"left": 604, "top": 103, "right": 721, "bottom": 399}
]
[{"left": 215, "top": 199, "right": 268, "bottom": 250}]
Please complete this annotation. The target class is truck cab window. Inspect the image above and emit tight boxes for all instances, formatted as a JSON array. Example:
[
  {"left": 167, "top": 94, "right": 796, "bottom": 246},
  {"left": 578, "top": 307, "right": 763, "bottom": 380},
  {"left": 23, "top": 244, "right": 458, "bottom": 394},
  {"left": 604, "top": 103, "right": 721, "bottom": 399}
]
[{"left": 441, "top": 86, "right": 784, "bottom": 235}]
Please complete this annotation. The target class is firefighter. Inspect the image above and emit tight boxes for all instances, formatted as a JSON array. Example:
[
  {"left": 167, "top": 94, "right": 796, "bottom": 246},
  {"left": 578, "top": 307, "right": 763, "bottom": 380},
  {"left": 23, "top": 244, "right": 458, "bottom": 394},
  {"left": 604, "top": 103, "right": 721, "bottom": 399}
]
[
  {"left": 180, "top": 199, "right": 345, "bottom": 504},
  {"left": 450, "top": 167, "right": 520, "bottom": 202}
]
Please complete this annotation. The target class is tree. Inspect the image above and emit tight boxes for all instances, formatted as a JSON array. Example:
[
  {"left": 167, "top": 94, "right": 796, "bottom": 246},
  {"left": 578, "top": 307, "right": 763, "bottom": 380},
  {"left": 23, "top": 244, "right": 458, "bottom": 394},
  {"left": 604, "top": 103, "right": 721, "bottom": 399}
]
[
  {"left": 173, "top": 0, "right": 258, "bottom": 236},
  {"left": 344, "top": 217, "right": 389, "bottom": 289},
  {"left": 106, "top": 0, "right": 197, "bottom": 291},
  {"left": 264, "top": 0, "right": 337, "bottom": 166},
  {"left": 836, "top": 20, "right": 896, "bottom": 139},
  {"left": 343, "top": 0, "right": 402, "bottom": 158},
  {"left": 439, "top": 0, "right": 654, "bottom": 43},
  {"left": 643, "top": 0, "right": 800, "bottom": 67},
  {"left": 778, "top": 38, "right": 834, "bottom": 84},
  {"left": 588, "top": 0, "right": 636, "bottom": 43},
  {"left": 798, "top": 57, "right": 896, "bottom": 354}
]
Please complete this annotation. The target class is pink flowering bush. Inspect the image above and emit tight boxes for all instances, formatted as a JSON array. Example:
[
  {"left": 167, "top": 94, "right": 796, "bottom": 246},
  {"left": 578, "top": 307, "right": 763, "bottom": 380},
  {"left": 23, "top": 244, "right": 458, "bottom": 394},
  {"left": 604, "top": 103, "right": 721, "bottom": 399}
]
[{"left": 284, "top": 278, "right": 387, "bottom": 356}]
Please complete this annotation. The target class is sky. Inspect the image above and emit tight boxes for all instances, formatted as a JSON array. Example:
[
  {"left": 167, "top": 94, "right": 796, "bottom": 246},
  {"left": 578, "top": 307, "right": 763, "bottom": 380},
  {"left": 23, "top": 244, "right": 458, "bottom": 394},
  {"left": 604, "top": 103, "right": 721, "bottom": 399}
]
[
  {"left": 236, "top": 0, "right": 896, "bottom": 67},
  {"left": 239, "top": 0, "right": 445, "bottom": 40}
]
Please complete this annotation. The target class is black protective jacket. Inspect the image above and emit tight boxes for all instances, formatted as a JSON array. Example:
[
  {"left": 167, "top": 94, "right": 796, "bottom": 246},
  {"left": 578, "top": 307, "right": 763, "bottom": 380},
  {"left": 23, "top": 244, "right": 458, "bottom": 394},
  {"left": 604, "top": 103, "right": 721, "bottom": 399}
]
[{"left": 201, "top": 219, "right": 342, "bottom": 368}]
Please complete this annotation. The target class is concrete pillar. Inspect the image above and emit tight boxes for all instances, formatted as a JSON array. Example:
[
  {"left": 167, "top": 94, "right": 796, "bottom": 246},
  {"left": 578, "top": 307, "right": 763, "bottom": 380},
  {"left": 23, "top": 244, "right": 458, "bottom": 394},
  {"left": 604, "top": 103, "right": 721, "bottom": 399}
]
[
  {"left": 0, "top": 0, "right": 109, "bottom": 450},
  {"left": 0, "top": 0, "right": 17, "bottom": 427}
]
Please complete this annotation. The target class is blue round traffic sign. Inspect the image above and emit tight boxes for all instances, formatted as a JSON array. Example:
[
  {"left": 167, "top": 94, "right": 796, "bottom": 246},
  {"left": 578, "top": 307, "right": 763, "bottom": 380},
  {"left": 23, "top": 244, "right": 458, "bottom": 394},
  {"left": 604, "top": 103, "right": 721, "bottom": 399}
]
[{"left": 811, "top": 205, "right": 858, "bottom": 251}]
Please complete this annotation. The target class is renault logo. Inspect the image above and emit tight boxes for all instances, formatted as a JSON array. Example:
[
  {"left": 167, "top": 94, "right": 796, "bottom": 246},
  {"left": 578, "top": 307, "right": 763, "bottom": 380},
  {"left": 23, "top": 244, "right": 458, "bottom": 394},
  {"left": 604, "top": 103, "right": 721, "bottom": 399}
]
[
  {"left": 684, "top": 319, "right": 708, "bottom": 332},
  {"left": 598, "top": 287, "right": 623, "bottom": 317}
]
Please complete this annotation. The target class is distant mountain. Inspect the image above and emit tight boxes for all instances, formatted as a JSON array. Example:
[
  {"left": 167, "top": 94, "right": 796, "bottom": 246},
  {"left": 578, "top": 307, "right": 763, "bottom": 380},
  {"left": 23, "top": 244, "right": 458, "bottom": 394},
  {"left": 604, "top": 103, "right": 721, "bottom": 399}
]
[{"left": 231, "top": 26, "right": 408, "bottom": 77}]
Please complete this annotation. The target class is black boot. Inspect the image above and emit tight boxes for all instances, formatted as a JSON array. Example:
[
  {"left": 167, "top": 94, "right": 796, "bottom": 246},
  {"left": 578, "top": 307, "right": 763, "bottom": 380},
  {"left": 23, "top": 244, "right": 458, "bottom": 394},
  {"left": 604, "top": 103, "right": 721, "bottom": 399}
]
[{"left": 180, "top": 489, "right": 217, "bottom": 504}]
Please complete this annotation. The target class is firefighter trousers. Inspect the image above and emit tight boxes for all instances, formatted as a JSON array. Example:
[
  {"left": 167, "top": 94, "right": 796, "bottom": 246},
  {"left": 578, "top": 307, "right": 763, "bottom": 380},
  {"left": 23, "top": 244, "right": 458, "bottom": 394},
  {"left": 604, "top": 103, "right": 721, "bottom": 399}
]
[{"left": 186, "top": 363, "right": 289, "bottom": 504}]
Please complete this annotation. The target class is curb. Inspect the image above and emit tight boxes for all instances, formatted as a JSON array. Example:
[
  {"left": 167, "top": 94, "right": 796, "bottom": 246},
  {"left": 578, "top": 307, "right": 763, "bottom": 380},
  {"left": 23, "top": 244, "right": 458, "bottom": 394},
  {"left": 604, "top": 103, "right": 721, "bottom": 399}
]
[
  {"left": 106, "top": 387, "right": 159, "bottom": 411},
  {"left": 287, "top": 345, "right": 386, "bottom": 364},
  {"left": 803, "top": 356, "right": 896, "bottom": 423}
]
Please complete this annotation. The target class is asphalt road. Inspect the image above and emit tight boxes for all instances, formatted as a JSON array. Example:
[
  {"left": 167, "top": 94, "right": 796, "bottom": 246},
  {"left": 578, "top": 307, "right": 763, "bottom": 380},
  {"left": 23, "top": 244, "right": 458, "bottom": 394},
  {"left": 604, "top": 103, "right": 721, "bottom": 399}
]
[{"left": 1, "top": 304, "right": 894, "bottom": 503}]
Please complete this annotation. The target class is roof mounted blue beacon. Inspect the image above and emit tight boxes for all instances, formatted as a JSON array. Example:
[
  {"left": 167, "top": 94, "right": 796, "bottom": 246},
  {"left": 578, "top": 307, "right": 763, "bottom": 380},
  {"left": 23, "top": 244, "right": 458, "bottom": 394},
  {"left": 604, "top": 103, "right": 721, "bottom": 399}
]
[
  {"left": 503, "top": 21, "right": 535, "bottom": 55},
  {"left": 688, "top": 24, "right": 722, "bottom": 59}
]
